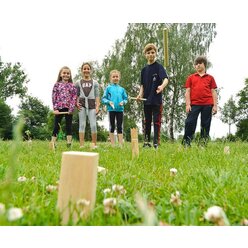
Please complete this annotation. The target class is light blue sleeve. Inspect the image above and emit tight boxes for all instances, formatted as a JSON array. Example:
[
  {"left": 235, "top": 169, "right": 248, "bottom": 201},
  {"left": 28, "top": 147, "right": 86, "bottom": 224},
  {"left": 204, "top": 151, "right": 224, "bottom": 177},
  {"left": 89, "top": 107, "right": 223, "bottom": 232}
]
[
  {"left": 102, "top": 86, "right": 110, "bottom": 105},
  {"left": 122, "top": 87, "right": 128, "bottom": 105}
]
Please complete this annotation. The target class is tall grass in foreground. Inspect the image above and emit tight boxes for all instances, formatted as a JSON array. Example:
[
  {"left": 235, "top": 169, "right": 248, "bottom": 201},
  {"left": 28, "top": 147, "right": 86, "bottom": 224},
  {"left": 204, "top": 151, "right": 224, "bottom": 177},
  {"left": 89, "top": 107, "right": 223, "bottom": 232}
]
[{"left": 0, "top": 139, "right": 247, "bottom": 226}]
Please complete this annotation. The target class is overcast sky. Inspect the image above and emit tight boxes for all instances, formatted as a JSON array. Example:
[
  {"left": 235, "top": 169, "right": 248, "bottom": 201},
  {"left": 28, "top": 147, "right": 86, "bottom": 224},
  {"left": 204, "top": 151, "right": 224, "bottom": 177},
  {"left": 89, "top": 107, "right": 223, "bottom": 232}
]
[{"left": 1, "top": 0, "right": 248, "bottom": 138}]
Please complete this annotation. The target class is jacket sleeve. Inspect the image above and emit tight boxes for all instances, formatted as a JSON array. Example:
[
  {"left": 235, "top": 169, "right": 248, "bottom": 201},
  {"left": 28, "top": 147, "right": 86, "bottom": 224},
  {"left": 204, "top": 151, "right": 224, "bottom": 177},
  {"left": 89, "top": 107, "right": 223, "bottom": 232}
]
[
  {"left": 101, "top": 87, "right": 110, "bottom": 105},
  {"left": 69, "top": 85, "right": 78, "bottom": 113},
  {"left": 52, "top": 83, "right": 58, "bottom": 110},
  {"left": 122, "top": 88, "right": 128, "bottom": 105}
]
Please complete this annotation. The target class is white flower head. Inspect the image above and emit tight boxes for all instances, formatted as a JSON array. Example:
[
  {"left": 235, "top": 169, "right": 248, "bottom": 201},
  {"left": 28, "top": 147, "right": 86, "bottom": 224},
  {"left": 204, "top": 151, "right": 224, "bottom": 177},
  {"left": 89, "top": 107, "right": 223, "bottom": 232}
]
[
  {"left": 0, "top": 203, "right": 6, "bottom": 215},
  {"left": 76, "top": 199, "right": 90, "bottom": 209},
  {"left": 103, "top": 188, "right": 111, "bottom": 195},
  {"left": 112, "top": 184, "right": 126, "bottom": 195},
  {"left": 170, "top": 191, "right": 182, "bottom": 206},
  {"left": 103, "top": 198, "right": 117, "bottom": 215},
  {"left": 170, "top": 168, "right": 178, "bottom": 176},
  {"left": 17, "top": 176, "right": 27, "bottom": 182},
  {"left": 224, "top": 146, "right": 230, "bottom": 154},
  {"left": 204, "top": 206, "right": 229, "bottom": 225},
  {"left": 46, "top": 185, "right": 57, "bottom": 192},
  {"left": 7, "top": 207, "right": 23, "bottom": 221},
  {"left": 98, "top": 166, "right": 107, "bottom": 175}
]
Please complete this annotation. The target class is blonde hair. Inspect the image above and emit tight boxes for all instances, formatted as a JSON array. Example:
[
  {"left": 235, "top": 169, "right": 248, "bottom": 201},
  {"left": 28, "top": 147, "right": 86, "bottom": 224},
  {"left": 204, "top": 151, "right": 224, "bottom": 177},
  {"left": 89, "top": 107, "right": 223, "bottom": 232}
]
[
  {"left": 56, "top": 66, "right": 73, "bottom": 82},
  {"left": 143, "top": 43, "right": 157, "bottom": 55},
  {"left": 109, "top": 69, "right": 121, "bottom": 80}
]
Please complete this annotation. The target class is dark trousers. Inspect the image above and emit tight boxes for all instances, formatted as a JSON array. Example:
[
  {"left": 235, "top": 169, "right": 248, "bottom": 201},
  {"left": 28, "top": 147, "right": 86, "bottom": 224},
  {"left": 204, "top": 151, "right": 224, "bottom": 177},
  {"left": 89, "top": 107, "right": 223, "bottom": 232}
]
[
  {"left": 144, "top": 104, "right": 162, "bottom": 145},
  {"left": 52, "top": 108, "right": 73, "bottom": 136},
  {"left": 182, "top": 105, "right": 213, "bottom": 144},
  {"left": 109, "top": 111, "right": 123, "bottom": 133}
]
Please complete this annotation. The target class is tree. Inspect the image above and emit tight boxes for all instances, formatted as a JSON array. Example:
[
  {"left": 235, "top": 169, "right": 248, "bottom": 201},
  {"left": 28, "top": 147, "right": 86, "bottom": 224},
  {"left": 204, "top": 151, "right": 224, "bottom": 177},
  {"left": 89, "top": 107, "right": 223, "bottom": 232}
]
[
  {"left": 0, "top": 99, "right": 13, "bottom": 139},
  {"left": 96, "top": 23, "right": 217, "bottom": 140},
  {"left": 220, "top": 95, "right": 238, "bottom": 135},
  {"left": 236, "top": 78, "right": 248, "bottom": 119},
  {"left": 18, "top": 95, "right": 50, "bottom": 140},
  {"left": 235, "top": 78, "right": 248, "bottom": 141},
  {"left": 0, "top": 57, "right": 28, "bottom": 100}
]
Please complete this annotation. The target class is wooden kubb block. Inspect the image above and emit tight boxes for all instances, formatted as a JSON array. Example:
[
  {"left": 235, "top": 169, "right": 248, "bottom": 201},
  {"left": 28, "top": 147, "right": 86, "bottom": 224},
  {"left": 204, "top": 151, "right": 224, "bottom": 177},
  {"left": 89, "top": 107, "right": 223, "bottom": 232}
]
[
  {"left": 131, "top": 128, "right": 139, "bottom": 158},
  {"left": 57, "top": 151, "right": 98, "bottom": 224}
]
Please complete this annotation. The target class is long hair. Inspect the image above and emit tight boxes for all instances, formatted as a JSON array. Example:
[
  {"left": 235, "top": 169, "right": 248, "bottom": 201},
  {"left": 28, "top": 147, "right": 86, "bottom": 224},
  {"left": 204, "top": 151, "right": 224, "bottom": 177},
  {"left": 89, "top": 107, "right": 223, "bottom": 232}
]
[{"left": 56, "top": 66, "right": 73, "bottom": 83}]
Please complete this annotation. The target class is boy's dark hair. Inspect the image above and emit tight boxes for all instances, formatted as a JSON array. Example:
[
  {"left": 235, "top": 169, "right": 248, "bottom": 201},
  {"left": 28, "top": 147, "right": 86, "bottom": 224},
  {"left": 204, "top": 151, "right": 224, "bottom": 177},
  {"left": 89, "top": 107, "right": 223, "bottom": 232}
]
[{"left": 194, "top": 56, "right": 207, "bottom": 68}]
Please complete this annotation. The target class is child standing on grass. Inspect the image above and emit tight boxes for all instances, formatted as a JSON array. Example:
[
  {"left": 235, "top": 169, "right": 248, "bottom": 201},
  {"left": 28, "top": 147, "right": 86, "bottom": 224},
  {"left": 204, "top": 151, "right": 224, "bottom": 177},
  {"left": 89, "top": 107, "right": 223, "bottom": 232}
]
[
  {"left": 137, "top": 43, "right": 169, "bottom": 149},
  {"left": 50, "top": 66, "right": 77, "bottom": 150},
  {"left": 75, "top": 62, "right": 100, "bottom": 149},
  {"left": 102, "top": 70, "right": 128, "bottom": 146},
  {"left": 182, "top": 56, "right": 218, "bottom": 147}
]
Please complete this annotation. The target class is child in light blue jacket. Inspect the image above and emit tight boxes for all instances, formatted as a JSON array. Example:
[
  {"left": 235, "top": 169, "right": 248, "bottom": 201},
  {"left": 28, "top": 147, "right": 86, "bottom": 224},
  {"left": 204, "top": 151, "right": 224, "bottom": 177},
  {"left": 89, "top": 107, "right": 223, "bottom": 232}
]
[{"left": 102, "top": 70, "right": 128, "bottom": 146}]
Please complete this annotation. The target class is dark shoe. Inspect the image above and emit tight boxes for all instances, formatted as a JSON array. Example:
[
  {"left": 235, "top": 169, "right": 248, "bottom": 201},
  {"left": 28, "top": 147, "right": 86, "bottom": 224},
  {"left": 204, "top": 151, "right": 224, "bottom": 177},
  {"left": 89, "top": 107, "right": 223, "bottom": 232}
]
[
  {"left": 143, "top": 142, "right": 152, "bottom": 148},
  {"left": 153, "top": 144, "right": 158, "bottom": 149},
  {"left": 182, "top": 139, "right": 191, "bottom": 148},
  {"left": 67, "top": 143, "right": 72, "bottom": 148}
]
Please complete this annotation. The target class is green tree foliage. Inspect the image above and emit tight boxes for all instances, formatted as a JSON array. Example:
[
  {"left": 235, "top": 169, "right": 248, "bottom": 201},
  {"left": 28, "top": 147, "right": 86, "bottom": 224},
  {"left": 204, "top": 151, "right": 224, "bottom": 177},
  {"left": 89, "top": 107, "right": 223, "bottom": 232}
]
[
  {"left": 235, "top": 78, "right": 248, "bottom": 141},
  {"left": 0, "top": 99, "right": 13, "bottom": 139},
  {"left": 220, "top": 95, "right": 238, "bottom": 135},
  {"left": 0, "top": 57, "right": 28, "bottom": 100},
  {"left": 96, "top": 23, "right": 217, "bottom": 140},
  {"left": 236, "top": 119, "right": 248, "bottom": 141},
  {"left": 18, "top": 95, "right": 50, "bottom": 140},
  {"left": 237, "top": 78, "right": 248, "bottom": 119}
]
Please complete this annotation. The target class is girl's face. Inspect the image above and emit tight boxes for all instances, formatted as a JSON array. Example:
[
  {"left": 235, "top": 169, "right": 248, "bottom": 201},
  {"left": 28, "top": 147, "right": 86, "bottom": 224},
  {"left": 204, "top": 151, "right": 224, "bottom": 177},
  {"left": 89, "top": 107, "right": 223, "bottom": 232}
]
[
  {"left": 60, "top": 69, "right": 71, "bottom": 82},
  {"left": 110, "top": 72, "right": 120, "bottom": 84},
  {"left": 82, "top": 64, "right": 91, "bottom": 78}
]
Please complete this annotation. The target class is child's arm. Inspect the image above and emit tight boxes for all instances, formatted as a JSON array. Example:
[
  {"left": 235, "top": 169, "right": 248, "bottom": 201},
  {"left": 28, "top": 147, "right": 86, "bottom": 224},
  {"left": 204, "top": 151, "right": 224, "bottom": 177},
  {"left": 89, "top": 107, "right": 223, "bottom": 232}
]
[
  {"left": 136, "top": 85, "right": 144, "bottom": 100},
  {"left": 95, "top": 97, "right": 100, "bottom": 114},
  {"left": 185, "top": 88, "right": 191, "bottom": 113},
  {"left": 156, "top": 78, "right": 169, "bottom": 94},
  {"left": 211, "top": 88, "right": 218, "bottom": 114},
  {"left": 120, "top": 88, "right": 128, "bottom": 106}
]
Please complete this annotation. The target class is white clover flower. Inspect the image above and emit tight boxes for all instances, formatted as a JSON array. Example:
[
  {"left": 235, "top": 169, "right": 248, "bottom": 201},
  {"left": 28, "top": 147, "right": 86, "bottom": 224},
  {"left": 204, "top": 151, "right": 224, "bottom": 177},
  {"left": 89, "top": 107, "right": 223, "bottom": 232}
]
[
  {"left": 30, "top": 176, "right": 36, "bottom": 181},
  {"left": 17, "top": 176, "right": 27, "bottom": 182},
  {"left": 0, "top": 203, "right": 6, "bottom": 215},
  {"left": 7, "top": 207, "right": 23, "bottom": 221},
  {"left": 170, "top": 168, "right": 178, "bottom": 176},
  {"left": 112, "top": 184, "right": 126, "bottom": 195},
  {"left": 76, "top": 199, "right": 90, "bottom": 209},
  {"left": 241, "top": 219, "right": 248, "bottom": 226},
  {"left": 103, "top": 188, "right": 111, "bottom": 195},
  {"left": 170, "top": 191, "right": 182, "bottom": 206},
  {"left": 103, "top": 198, "right": 117, "bottom": 214},
  {"left": 46, "top": 185, "right": 57, "bottom": 192},
  {"left": 98, "top": 166, "right": 107, "bottom": 175},
  {"left": 204, "top": 206, "right": 230, "bottom": 225},
  {"left": 224, "top": 146, "right": 230, "bottom": 154}
]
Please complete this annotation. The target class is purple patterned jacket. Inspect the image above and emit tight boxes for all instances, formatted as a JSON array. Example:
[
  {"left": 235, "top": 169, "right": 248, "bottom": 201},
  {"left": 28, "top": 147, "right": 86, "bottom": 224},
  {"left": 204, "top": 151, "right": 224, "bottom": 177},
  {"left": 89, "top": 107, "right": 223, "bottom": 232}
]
[{"left": 52, "top": 81, "right": 77, "bottom": 113}]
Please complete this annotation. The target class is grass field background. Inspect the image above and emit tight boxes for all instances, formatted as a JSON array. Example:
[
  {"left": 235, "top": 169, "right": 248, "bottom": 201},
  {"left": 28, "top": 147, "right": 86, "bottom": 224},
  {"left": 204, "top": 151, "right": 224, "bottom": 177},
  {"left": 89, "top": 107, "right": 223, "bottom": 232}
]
[{"left": 0, "top": 139, "right": 248, "bottom": 226}]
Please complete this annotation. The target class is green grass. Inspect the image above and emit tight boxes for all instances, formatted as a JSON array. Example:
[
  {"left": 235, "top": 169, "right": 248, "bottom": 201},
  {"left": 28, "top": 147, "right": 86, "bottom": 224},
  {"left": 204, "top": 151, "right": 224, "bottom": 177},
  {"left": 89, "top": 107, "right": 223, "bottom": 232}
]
[{"left": 0, "top": 140, "right": 247, "bottom": 226}]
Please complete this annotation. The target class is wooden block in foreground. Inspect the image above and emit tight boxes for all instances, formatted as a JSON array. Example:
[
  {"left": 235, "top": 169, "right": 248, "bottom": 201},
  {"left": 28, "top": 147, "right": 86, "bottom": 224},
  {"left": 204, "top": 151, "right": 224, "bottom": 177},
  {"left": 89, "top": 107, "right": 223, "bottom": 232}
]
[
  {"left": 57, "top": 151, "right": 98, "bottom": 225},
  {"left": 131, "top": 128, "right": 139, "bottom": 158}
]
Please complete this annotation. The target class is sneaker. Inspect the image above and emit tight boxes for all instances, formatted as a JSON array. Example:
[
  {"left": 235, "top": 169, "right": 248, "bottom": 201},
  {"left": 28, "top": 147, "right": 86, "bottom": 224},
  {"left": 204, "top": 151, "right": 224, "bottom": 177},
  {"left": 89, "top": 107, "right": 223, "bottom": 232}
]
[
  {"left": 153, "top": 144, "right": 158, "bottom": 149},
  {"left": 143, "top": 142, "right": 152, "bottom": 148},
  {"left": 66, "top": 143, "right": 72, "bottom": 148}
]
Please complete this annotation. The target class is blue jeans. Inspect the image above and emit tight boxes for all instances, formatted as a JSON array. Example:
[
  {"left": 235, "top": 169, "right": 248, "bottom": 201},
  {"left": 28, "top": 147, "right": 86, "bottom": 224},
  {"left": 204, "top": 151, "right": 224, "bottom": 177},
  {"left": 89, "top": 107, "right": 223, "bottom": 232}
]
[{"left": 182, "top": 105, "right": 213, "bottom": 144}]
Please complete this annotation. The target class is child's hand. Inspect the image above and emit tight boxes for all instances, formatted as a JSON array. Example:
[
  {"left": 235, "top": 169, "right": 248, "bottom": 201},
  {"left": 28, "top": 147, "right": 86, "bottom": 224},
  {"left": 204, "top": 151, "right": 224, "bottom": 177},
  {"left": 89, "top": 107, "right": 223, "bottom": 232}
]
[
  {"left": 96, "top": 105, "right": 99, "bottom": 114},
  {"left": 109, "top": 102, "right": 115, "bottom": 109},
  {"left": 119, "top": 101, "right": 123, "bottom": 106},
  {"left": 76, "top": 102, "right": 82, "bottom": 110},
  {"left": 53, "top": 110, "right": 60, "bottom": 115},
  {"left": 156, "top": 85, "right": 163, "bottom": 94}
]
